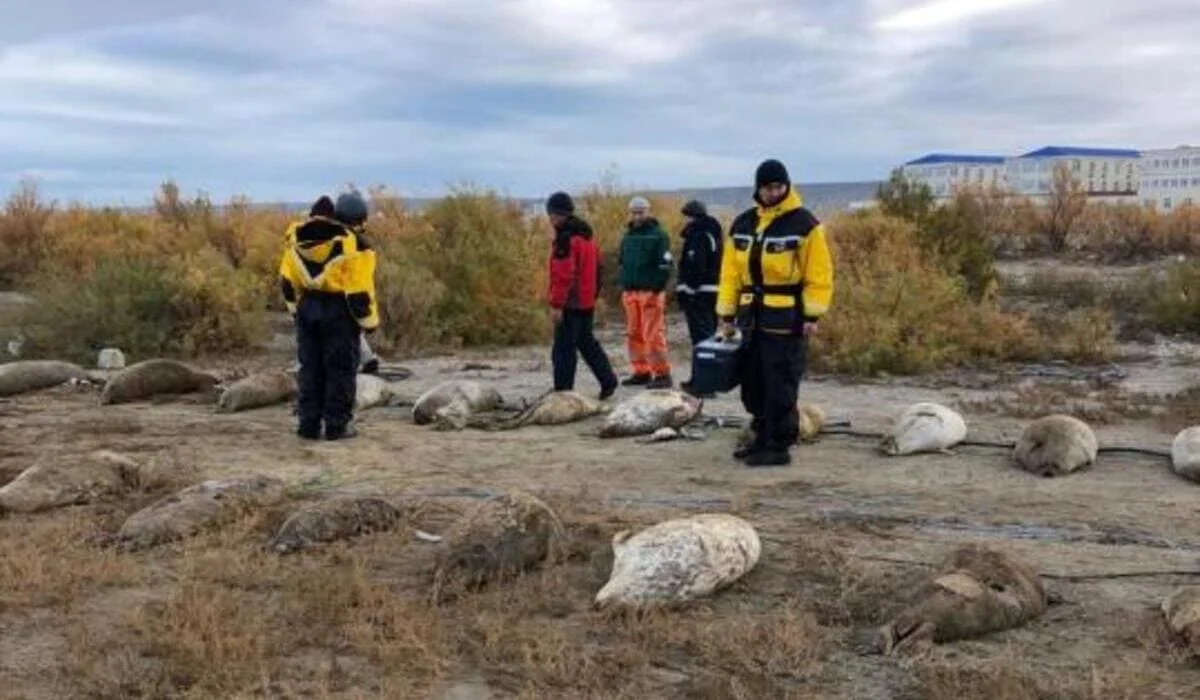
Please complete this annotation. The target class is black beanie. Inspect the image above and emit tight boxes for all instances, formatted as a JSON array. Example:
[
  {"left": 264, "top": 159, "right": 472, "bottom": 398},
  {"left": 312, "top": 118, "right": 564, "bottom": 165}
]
[
  {"left": 309, "top": 195, "right": 335, "bottom": 218},
  {"left": 546, "top": 191, "right": 574, "bottom": 216},
  {"left": 755, "top": 159, "right": 791, "bottom": 189},
  {"left": 681, "top": 199, "right": 707, "bottom": 217}
]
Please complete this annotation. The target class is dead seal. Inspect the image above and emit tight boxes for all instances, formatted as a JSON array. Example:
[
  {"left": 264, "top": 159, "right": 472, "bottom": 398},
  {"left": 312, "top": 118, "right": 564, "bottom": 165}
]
[
  {"left": 594, "top": 513, "right": 761, "bottom": 609},
  {"left": 412, "top": 380, "right": 503, "bottom": 430},
  {"left": 356, "top": 373, "right": 394, "bottom": 411},
  {"left": 797, "top": 402, "right": 825, "bottom": 443},
  {"left": 0, "top": 450, "right": 140, "bottom": 513},
  {"left": 269, "top": 496, "right": 405, "bottom": 554},
  {"left": 469, "top": 390, "right": 608, "bottom": 430},
  {"left": 429, "top": 489, "right": 564, "bottom": 603},
  {"left": 1170, "top": 426, "right": 1200, "bottom": 483},
  {"left": 875, "top": 544, "right": 1047, "bottom": 656},
  {"left": 1162, "top": 587, "right": 1200, "bottom": 656},
  {"left": 880, "top": 402, "right": 968, "bottom": 456},
  {"left": 0, "top": 360, "right": 92, "bottom": 397},
  {"left": 216, "top": 369, "right": 297, "bottom": 413},
  {"left": 99, "top": 358, "right": 219, "bottom": 406},
  {"left": 114, "top": 474, "right": 286, "bottom": 550},
  {"left": 1012, "top": 414, "right": 1098, "bottom": 477},
  {"left": 598, "top": 389, "right": 702, "bottom": 438}
]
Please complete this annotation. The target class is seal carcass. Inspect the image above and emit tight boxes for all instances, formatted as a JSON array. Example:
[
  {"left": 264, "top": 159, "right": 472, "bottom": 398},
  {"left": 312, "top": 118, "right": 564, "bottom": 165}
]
[
  {"left": 99, "top": 358, "right": 219, "bottom": 406},
  {"left": 875, "top": 544, "right": 1047, "bottom": 656},
  {"left": 1170, "top": 426, "right": 1200, "bottom": 483},
  {"left": 1162, "top": 587, "right": 1200, "bottom": 655},
  {"left": 471, "top": 390, "right": 607, "bottom": 430},
  {"left": 355, "top": 374, "right": 394, "bottom": 411},
  {"left": 115, "top": 474, "right": 286, "bottom": 550},
  {"left": 797, "top": 402, "right": 826, "bottom": 443},
  {"left": 880, "top": 402, "right": 968, "bottom": 456},
  {"left": 594, "top": 513, "right": 761, "bottom": 609},
  {"left": 598, "top": 389, "right": 702, "bottom": 438},
  {"left": 269, "top": 496, "right": 405, "bottom": 554},
  {"left": 412, "top": 380, "right": 503, "bottom": 430},
  {"left": 0, "top": 360, "right": 91, "bottom": 397},
  {"left": 0, "top": 450, "right": 140, "bottom": 513},
  {"left": 429, "top": 489, "right": 564, "bottom": 603},
  {"left": 1012, "top": 414, "right": 1098, "bottom": 477},
  {"left": 216, "top": 369, "right": 297, "bottom": 413}
]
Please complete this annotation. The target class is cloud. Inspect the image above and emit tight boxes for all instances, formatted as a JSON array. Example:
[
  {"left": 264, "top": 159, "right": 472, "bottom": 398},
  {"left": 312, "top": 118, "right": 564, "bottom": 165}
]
[{"left": 0, "top": 0, "right": 1198, "bottom": 204}]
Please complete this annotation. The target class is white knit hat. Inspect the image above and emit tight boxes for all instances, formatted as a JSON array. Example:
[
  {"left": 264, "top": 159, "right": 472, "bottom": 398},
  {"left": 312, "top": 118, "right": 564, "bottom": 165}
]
[{"left": 628, "top": 196, "right": 650, "bottom": 212}]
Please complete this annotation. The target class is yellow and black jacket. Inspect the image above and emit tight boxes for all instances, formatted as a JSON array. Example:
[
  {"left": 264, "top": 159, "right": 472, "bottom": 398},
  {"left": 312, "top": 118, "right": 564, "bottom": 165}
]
[
  {"left": 716, "top": 188, "right": 833, "bottom": 334},
  {"left": 278, "top": 215, "right": 380, "bottom": 331}
]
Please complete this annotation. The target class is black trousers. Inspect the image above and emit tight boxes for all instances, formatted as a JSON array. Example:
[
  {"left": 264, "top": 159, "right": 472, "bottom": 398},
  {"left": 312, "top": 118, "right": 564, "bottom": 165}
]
[
  {"left": 679, "top": 291, "right": 718, "bottom": 347},
  {"left": 739, "top": 330, "right": 806, "bottom": 450},
  {"left": 295, "top": 293, "right": 361, "bottom": 435},
  {"left": 552, "top": 309, "right": 617, "bottom": 392}
]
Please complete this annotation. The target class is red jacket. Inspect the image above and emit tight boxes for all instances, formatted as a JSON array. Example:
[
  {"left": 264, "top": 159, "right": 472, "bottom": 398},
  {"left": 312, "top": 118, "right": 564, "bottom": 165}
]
[{"left": 548, "top": 215, "right": 601, "bottom": 311}]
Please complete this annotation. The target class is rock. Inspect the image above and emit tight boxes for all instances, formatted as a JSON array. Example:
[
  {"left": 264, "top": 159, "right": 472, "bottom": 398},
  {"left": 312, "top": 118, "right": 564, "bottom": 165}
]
[
  {"left": 0, "top": 450, "right": 140, "bottom": 513},
  {"left": 1012, "top": 414, "right": 1098, "bottom": 477},
  {"left": 880, "top": 402, "right": 968, "bottom": 456},
  {"left": 875, "top": 544, "right": 1047, "bottom": 655},
  {"left": 269, "top": 496, "right": 406, "bottom": 553},
  {"left": 115, "top": 474, "right": 286, "bottom": 550},
  {"left": 594, "top": 513, "right": 761, "bottom": 608},
  {"left": 99, "top": 359, "right": 219, "bottom": 406},
  {"left": 430, "top": 490, "right": 564, "bottom": 603},
  {"left": 0, "top": 360, "right": 91, "bottom": 397},
  {"left": 1170, "top": 426, "right": 1200, "bottom": 483},
  {"left": 216, "top": 369, "right": 297, "bottom": 413},
  {"left": 599, "top": 389, "right": 702, "bottom": 438},
  {"left": 97, "top": 348, "right": 126, "bottom": 370}
]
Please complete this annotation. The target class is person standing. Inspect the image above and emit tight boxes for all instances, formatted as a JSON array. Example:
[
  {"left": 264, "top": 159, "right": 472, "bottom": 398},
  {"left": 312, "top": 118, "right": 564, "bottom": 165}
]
[
  {"left": 618, "top": 196, "right": 673, "bottom": 389},
  {"left": 545, "top": 191, "right": 619, "bottom": 399},
  {"left": 716, "top": 159, "right": 834, "bottom": 467},
  {"left": 279, "top": 190, "right": 380, "bottom": 440},
  {"left": 675, "top": 198, "right": 723, "bottom": 395},
  {"left": 330, "top": 191, "right": 383, "bottom": 376}
]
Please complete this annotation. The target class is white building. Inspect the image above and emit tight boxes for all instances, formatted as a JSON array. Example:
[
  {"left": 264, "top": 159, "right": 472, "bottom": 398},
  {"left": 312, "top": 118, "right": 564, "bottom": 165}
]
[
  {"left": 900, "top": 153, "right": 1007, "bottom": 199},
  {"left": 1138, "top": 146, "right": 1200, "bottom": 211},
  {"left": 1004, "top": 146, "right": 1140, "bottom": 202}
]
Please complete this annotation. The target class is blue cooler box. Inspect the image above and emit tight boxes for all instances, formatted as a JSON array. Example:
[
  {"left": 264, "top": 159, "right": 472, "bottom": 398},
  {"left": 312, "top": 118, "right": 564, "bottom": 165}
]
[{"left": 690, "top": 333, "right": 744, "bottom": 394}]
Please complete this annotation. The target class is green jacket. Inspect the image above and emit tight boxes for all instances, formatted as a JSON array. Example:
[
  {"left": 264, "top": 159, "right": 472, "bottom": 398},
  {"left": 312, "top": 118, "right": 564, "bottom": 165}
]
[{"left": 618, "top": 218, "right": 672, "bottom": 292}]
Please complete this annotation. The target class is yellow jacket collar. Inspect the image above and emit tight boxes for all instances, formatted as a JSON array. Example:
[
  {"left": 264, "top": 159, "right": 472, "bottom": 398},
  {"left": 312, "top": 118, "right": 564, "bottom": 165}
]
[{"left": 757, "top": 188, "right": 803, "bottom": 217}]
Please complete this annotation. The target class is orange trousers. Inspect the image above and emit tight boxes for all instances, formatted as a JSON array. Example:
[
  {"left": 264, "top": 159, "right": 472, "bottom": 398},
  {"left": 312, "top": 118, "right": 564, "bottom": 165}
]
[{"left": 621, "top": 291, "right": 671, "bottom": 376}]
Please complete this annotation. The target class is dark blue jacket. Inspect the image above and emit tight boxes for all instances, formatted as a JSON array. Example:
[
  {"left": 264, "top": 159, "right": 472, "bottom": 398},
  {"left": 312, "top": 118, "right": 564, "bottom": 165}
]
[{"left": 676, "top": 214, "right": 723, "bottom": 295}]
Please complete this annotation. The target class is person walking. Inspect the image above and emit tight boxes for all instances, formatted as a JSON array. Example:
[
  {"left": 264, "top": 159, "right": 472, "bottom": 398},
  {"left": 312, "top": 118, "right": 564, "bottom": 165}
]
[
  {"left": 279, "top": 190, "right": 380, "bottom": 440},
  {"left": 545, "top": 191, "right": 619, "bottom": 399},
  {"left": 675, "top": 198, "right": 723, "bottom": 396},
  {"left": 618, "top": 196, "right": 674, "bottom": 389},
  {"left": 716, "top": 159, "right": 834, "bottom": 467}
]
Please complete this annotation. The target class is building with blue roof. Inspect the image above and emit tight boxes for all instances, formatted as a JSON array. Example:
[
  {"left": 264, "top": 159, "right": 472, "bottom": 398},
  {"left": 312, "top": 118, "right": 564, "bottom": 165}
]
[
  {"left": 1005, "top": 145, "right": 1140, "bottom": 199},
  {"left": 900, "top": 153, "right": 1009, "bottom": 199}
]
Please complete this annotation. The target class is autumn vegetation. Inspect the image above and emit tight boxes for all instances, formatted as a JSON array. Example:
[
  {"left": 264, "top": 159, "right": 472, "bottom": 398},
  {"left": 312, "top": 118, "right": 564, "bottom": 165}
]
[{"left": 1, "top": 164, "right": 1199, "bottom": 375}]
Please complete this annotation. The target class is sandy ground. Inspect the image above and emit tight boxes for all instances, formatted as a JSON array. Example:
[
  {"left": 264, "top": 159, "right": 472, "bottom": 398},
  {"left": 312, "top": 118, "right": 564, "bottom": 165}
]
[{"left": 2, "top": 314, "right": 1200, "bottom": 698}]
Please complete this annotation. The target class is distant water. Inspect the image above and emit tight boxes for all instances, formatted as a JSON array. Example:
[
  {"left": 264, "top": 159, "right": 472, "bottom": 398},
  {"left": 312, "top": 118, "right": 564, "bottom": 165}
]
[{"left": 198, "top": 180, "right": 883, "bottom": 217}]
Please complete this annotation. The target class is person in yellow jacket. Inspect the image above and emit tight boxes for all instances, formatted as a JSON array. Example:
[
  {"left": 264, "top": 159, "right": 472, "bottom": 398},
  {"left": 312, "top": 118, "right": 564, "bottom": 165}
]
[
  {"left": 716, "top": 158, "right": 834, "bottom": 467},
  {"left": 279, "top": 190, "right": 379, "bottom": 440}
]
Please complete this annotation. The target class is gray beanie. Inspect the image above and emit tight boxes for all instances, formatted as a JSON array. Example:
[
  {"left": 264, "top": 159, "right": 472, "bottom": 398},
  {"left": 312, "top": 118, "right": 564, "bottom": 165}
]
[{"left": 628, "top": 196, "right": 650, "bottom": 212}]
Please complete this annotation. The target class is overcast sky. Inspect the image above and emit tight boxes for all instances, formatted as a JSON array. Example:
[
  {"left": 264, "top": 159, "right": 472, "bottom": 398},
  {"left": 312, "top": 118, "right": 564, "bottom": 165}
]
[{"left": 2, "top": 0, "right": 1197, "bottom": 204}]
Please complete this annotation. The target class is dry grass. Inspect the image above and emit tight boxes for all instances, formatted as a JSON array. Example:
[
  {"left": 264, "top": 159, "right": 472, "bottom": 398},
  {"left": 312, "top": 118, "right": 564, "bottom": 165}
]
[{"left": 1, "top": 471, "right": 1196, "bottom": 699}]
